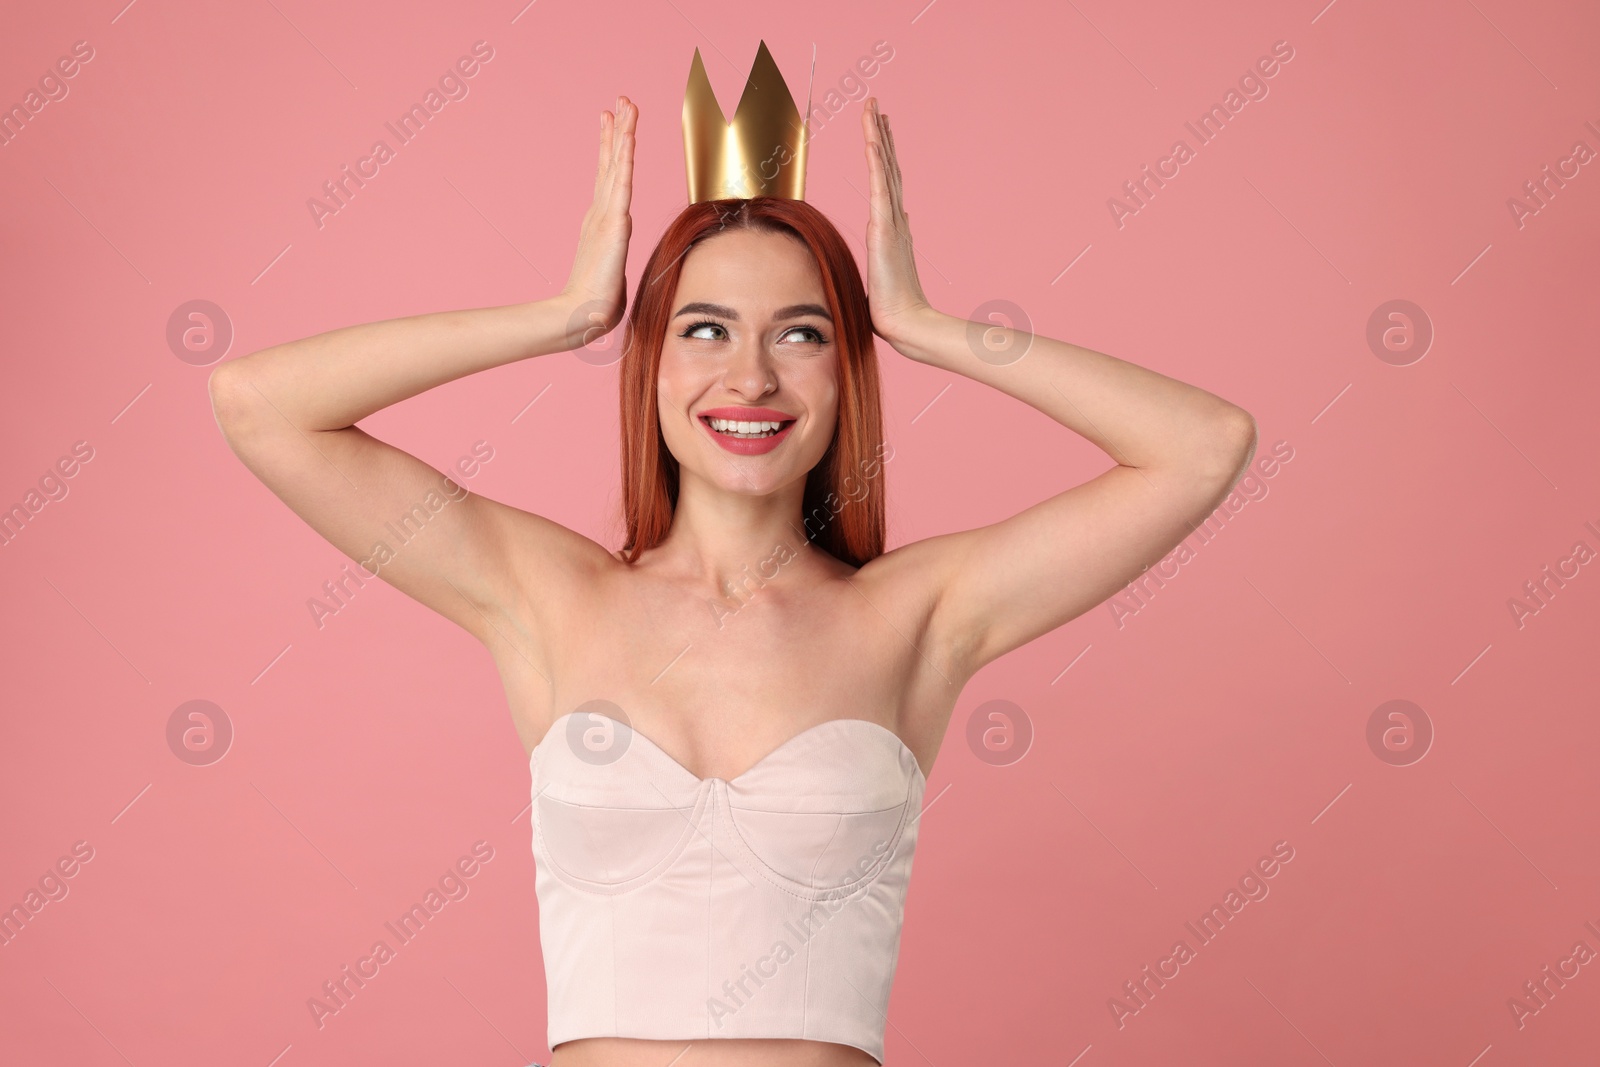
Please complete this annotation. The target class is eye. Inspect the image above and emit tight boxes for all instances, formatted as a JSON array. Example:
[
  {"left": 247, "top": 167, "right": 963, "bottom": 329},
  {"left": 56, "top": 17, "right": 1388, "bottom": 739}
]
[
  {"left": 781, "top": 324, "right": 830, "bottom": 345},
  {"left": 676, "top": 320, "right": 831, "bottom": 345},
  {"left": 679, "top": 319, "right": 726, "bottom": 340}
]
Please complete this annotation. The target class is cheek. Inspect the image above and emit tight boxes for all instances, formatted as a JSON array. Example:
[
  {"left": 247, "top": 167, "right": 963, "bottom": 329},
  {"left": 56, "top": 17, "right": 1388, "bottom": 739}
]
[
  {"left": 800, "top": 359, "right": 841, "bottom": 417},
  {"left": 655, "top": 354, "right": 705, "bottom": 416}
]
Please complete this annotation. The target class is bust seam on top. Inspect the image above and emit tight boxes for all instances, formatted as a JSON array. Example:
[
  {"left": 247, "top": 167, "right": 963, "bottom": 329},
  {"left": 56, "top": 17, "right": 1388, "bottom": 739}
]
[{"left": 711, "top": 777, "right": 919, "bottom": 902}]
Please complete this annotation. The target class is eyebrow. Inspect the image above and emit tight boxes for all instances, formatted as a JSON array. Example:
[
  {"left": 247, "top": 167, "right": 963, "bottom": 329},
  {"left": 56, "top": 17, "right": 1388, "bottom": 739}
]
[{"left": 671, "top": 301, "right": 833, "bottom": 323}]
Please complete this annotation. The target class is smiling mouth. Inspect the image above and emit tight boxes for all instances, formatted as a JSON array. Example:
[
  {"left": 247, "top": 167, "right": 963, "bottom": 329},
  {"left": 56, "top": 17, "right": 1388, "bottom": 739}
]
[{"left": 699, "top": 416, "right": 795, "bottom": 440}]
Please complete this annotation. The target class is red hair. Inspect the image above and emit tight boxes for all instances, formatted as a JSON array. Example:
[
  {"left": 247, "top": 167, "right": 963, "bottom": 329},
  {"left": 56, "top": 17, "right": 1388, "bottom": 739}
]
[{"left": 617, "top": 197, "right": 887, "bottom": 567}]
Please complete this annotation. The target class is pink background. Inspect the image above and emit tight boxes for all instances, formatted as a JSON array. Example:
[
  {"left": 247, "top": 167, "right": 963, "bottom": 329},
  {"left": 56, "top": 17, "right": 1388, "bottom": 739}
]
[{"left": 3, "top": 0, "right": 1598, "bottom": 1064}]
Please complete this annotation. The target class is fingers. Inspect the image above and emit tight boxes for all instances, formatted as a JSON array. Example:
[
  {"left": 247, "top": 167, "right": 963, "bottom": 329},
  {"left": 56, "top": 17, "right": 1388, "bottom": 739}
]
[
  {"left": 610, "top": 96, "right": 627, "bottom": 167},
  {"left": 876, "top": 107, "right": 903, "bottom": 212},
  {"left": 596, "top": 110, "right": 613, "bottom": 192},
  {"left": 595, "top": 97, "right": 637, "bottom": 206},
  {"left": 863, "top": 98, "right": 904, "bottom": 226},
  {"left": 863, "top": 100, "right": 890, "bottom": 215},
  {"left": 610, "top": 97, "right": 636, "bottom": 213}
]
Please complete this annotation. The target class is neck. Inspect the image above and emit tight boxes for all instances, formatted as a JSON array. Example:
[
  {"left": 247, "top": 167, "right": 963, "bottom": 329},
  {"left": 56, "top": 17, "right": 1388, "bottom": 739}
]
[{"left": 648, "top": 469, "right": 824, "bottom": 595}]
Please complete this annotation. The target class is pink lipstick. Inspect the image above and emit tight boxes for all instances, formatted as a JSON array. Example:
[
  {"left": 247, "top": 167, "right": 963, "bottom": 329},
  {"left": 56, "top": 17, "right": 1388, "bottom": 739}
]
[{"left": 697, "top": 405, "right": 797, "bottom": 456}]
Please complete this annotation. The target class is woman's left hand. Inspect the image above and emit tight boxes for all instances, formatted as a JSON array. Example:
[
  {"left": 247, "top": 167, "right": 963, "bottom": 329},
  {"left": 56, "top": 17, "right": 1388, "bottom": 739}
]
[{"left": 861, "top": 97, "right": 933, "bottom": 345}]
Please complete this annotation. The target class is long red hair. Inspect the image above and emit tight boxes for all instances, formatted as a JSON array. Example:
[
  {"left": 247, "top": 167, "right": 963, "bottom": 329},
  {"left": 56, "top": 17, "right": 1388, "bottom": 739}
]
[{"left": 616, "top": 197, "right": 887, "bottom": 567}]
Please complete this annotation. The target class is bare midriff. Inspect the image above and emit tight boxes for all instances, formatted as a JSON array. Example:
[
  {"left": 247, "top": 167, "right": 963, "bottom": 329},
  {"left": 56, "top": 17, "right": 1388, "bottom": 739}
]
[{"left": 550, "top": 1037, "right": 881, "bottom": 1067}]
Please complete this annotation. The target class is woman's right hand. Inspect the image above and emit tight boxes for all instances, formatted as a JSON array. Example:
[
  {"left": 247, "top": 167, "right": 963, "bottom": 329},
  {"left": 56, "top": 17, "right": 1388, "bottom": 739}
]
[{"left": 561, "top": 95, "right": 636, "bottom": 348}]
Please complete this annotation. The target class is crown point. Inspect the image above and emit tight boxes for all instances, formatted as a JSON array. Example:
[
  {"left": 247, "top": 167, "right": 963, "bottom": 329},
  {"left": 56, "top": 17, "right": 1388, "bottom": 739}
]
[{"left": 681, "top": 40, "right": 810, "bottom": 204}]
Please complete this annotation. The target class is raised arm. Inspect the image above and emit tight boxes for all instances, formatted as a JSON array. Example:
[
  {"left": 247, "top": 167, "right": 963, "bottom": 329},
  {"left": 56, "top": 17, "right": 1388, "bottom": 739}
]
[
  {"left": 206, "top": 96, "right": 640, "bottom": 669},
  {"left": 852, "top": 97, "right": 1257, "bottom": 681}
]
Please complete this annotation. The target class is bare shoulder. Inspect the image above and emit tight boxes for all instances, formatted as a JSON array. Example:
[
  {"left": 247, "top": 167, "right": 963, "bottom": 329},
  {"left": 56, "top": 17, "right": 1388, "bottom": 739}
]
[
  {"left": 468, "top": 495, "right": 619, "bottom": 682},
  {"left": 498, "top": 500, "right": 618, "bottom": 605},
  {"left": 849, "top": 531, "right": 977, "bottom": 745},
  {"left": 850, "top": 533, "right": 958, "bottom": 609},
  {"left": 851, "top": 529, "right": 973, "bottom": 665}
]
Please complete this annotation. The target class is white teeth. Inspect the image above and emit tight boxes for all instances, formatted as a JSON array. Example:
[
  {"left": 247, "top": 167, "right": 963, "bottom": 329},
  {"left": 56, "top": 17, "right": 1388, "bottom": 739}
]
[{"left": 707, "top": 417, "right": 786, "bottom": 438}]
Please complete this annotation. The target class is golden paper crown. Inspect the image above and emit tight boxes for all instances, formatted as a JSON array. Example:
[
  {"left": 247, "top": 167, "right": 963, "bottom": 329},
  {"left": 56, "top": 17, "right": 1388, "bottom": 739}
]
[{"left": 683, "top": 40, "right": 814, "bottom": 203}]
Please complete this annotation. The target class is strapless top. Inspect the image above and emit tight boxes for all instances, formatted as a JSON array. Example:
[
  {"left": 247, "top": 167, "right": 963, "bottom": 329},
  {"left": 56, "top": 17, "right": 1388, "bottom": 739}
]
[{"left": 528, "top": 711, "right": 927, "bottom": 1065}]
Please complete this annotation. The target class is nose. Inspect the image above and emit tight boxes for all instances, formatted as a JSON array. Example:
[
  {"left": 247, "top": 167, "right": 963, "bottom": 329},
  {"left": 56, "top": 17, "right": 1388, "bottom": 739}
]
[{"left": 721, "top": 336, "right": 778, "bottom": 399}]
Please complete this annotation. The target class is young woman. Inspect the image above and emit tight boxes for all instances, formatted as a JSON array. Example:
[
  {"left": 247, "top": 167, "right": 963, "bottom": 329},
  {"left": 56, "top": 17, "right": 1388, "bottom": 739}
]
[{"left": 209, "top": 94, "right": 1255, "bottom": 1067}]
